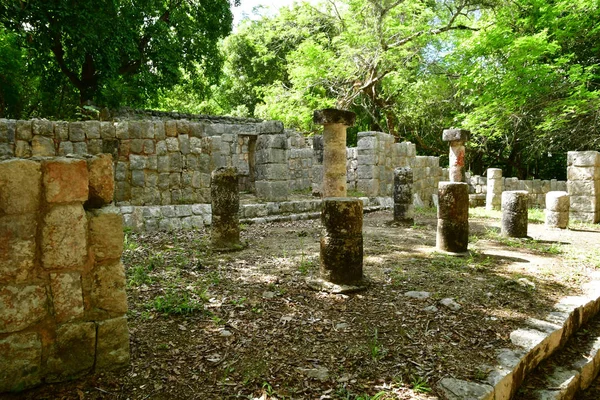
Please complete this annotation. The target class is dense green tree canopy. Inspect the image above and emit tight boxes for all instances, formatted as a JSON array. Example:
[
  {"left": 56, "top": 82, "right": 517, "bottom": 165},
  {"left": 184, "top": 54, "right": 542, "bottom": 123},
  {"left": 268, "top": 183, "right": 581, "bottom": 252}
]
[{"left": 0, "top": 0, "right": 239, "bottom": 109}]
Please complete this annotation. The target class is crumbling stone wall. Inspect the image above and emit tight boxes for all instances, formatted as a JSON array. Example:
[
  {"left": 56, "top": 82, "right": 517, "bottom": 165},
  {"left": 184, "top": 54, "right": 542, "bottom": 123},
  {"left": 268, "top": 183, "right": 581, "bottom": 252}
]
[
  {"left": 567, "top": 151, "right": 600, "bottom": 223},
  {"left": 0, "top": 156, "right": 129, "bottom": 393},
  {"left": 353, "top": 131, "right": 441, "bottom": 206},
  {"left": 466, "top": 173, "right": 567, "bottom": 208}
]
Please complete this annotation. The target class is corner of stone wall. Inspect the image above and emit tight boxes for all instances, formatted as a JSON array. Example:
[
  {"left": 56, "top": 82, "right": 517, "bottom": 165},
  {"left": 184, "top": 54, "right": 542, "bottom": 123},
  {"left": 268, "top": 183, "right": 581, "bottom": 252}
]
[{"left": 0, "top": 154, "right": 129, "bottom": 393}]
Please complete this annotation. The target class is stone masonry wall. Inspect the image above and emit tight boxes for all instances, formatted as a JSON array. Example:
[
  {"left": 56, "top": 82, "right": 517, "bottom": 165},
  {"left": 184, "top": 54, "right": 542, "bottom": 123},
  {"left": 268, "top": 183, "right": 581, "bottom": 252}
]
[
  {"left": 466, "top": 173, "right": 567, "bottom": 208},
  {"left": 0, "top": 155, "right": 129, "bottom": 393},
  {"left": 354, "top": 131, "right": 441, "bottom": 206},
  {"left": 0, "top": 118, "right": 285, "bottom": 204}
]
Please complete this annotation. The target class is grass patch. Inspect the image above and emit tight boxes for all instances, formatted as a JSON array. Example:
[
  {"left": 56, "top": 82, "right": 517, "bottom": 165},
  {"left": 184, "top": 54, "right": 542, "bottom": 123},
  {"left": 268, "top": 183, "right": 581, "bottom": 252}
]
[
  {"left": 414, "top": 206, "right": 436, "bottom": 218},
  {"left": 148, "top": 286, "right": 208, "bottom": 315}
]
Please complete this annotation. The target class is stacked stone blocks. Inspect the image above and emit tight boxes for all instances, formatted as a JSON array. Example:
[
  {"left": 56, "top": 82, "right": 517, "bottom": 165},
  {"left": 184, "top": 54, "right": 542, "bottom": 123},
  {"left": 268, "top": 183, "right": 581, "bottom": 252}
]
[
  {"left": 567, "top": 151, "right": 600, "bottom": 223},
  {"left": 436, "top": 182, "right": 469, "bottom": 253},
  {"left": 545, "top": 191, "right": 569, "bottom": 229},
  {"left": 501, "top": 191, "right": 529, "bottom": 237},
  {"left": 0, "top": 156, "right": 129, "bottom": 393}
]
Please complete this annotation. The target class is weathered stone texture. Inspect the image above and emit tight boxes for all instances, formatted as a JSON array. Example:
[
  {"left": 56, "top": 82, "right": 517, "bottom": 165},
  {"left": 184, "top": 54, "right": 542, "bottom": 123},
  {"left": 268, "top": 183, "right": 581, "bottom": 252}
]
[
  {"left": 42, "top": 204, "right": 88, "bottom": 270},
  {"left": 87, "top": 154, "right": 114, "bottom": 207},
  {"left": 0, "top": 215, "right": 37, "bottom": 282},
  {"left": 0, "top": 159, "right": 41, "bottom": 215},
  {"left": 501, "top": 191, "right": 529, "bottom": 238},
  {"left": 42, "top": 158, "right": 89, "bottom": 204},
  {"left": 320, "top": 198, "right": 363, "bottom": 284},
  {"left": 87, "top": 207, "right": 123, "bottom": 262},
  {"left": 393, "top": 167, "right": 414, "bottom": 224},
  {"left": 95, "top": 317, "right": 131, "bottom": 370},
  {"left": 45, "top": 322, "right": 96, "bottom": 382},
  {"left": 91, "top": 261, "right": 128, "bottom": 315},
  {"left": 0, "top": 284, "right": 48, "bottom": 333},
  {"left": 211, "top": 167, "right": 241, "bottom": 249},
  {"left": 31, "top": 135, "right": 55, "bottom": 156},
  {"left": 50, "top": 272, "right": 84, "bottom": 323},
  {"left": 0, "top": 332, "right": 42, "bottom": 392},
  {"left": 437, "top": 182, "right": 469, "bottom": 253}
]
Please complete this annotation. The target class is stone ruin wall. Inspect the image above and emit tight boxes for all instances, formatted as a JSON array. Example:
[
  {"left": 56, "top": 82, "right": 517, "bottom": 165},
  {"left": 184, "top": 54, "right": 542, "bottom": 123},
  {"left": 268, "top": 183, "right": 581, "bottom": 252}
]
[
  {"left": 465, "top": 173, "right": 567, "bottom": 208},
  {"left": 0, "top": 118, "right": 441, "bottom": 210},
  {"left": 0, "top": 155, "right": 129, "bottom": 393}
]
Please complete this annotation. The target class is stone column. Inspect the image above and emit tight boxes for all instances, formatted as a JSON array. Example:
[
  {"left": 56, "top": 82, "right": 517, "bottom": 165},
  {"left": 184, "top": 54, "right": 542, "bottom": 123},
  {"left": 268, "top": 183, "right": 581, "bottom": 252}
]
[
  {"left": 567, "top": 151, "right": 600, "bottom": 223},
  {"left": 545, "top": 191, "right": 569, "bottom": 229},
  {"left": 486, "top": 168, "right": 503, "bottom": 211},
  {"left": 320, "top": 198, "right": 363, "bottom": 285},
  {"left": 437, "top": 182, "right": 469, "bottom": 253},
  {"left": 394, "top": 167, "right": 414, "bottom": 225},
  {"left": 313, "top": 109, "right": 356, "bottom": 197},
  {"left": 210, "top": 167, "right": 242, "bottom": 250},
  {"left": 501, "top": 191, "right": 529, "bottom": 238},
  {"left": 442, "top": 129, "right": 470, "bottom": 183}
]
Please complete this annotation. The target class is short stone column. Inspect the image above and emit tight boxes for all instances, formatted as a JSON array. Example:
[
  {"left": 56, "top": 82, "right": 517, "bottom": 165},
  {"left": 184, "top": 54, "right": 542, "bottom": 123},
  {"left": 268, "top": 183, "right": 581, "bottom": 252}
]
[
  {"left": 442, "top": 128, "right": 470, "bottom": 183},
  {"left": 567, "top": 151, "right": 600, "bottom": 223},
  {"left": 320, "top": 198, "right": 363, "bottom": 285},
  {"left": 501, "top": 191, "right": 529, "bottom": 237},
  {"left": 437, "top": 182, "right": 469, "bottom": 253},
  {"left": 313, "top": 109, "right": 356, "bottom": 197},
  {"left": 486, "top": 168, "right": 503, "bottom": 211},
  {"left": 545, "top": 191, "right": 569, "bottom": 229},
  {"left": 393, "top": 167, "right": 414, "bottom": 225},
  {"left": 210, "top": 167, "right": 242, "bottom": 250}
]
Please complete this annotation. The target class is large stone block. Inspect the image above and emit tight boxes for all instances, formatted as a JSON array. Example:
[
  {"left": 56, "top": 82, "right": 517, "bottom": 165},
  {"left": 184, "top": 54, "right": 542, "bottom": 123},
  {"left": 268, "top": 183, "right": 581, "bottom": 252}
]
[
  {"left": 45, "top": 322, "right": 96, "bottom": 382},
  {"left": 0, "top": 159, "right": 41, "bottom": 215},
  {"left": 255, "top": 163, "right": 289, "bottom": 181},
  {"left": 256, "top": 148, "right": 287, "bottom": 164},
  {"left": 31, "top": 135, "right": 55, "bottom": 156},
  {"left": 87, "top": 154, "right": 114, "bottom": 208},
  {"left": 567, "top": 180, "right": 599, "bottom": 196},
  {"left": 32, "top": 119, "right": 53, "bottom": 137},
  {"left": 546, "top": 191, "right": 569, "bottom": 212},
  {"left": 255, "top": 181, "right": 289, "bottom": 202},
  {"left": 84, "top": 121, "right": 100, "bottom": 139},
  {"left": 568, "top": 166, "right": 600, "bottom": 181},
  {"left": 0, "top": 214, "right": 37, "bottom": 283},
  {"left": 256, "top": 134, "right": 287, "bottom": 150},
  {"left": 0, "top": 332, "right": 42, "bottom": 392},
  {"left": 0, "top": 284, "right": 48, "bottom": 333},
  {"left": 69, "top": 122, "right": 85, "bottom": 142},
  {"left": 87, "top": 207, "right": 123, "bottom": 262},
  {"left": 42, "top": 158, "right": 89, "bottom": 204},
  {"left": 568, "top": 151, "right": 600, "bottom": 167},
  {"left": 100, "top": 121, "right": 116, "bottom": 139},
  {"left": 570, "top": 195, "right": 598, "bottom": 213},
  {"left": 42, "top": 204, "right": 88, "bottom": 270},
  {"left": 50, "top": 272, "right": 84, "bottom": 323},
  {"left": 15, "top": 120, "right": 32, "bottom": 141},
  {"left": 91, "top": 261, "right": 128, "bottom": 314},
  {"left": 96, "top": 317, "right": 130, "bottom": 371}
]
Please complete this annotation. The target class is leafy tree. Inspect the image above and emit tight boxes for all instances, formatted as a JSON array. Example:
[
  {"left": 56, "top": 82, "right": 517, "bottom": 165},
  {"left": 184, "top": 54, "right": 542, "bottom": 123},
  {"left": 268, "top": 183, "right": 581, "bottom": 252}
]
[
  {"left": 0, "top": 0, "right": 239, "bottom": 108},
  {"left": 0, "top": 26, "right": 28, "bottom": 118},
  {"left": 452, "top": 0, "right": 600, "bottom": 178}
]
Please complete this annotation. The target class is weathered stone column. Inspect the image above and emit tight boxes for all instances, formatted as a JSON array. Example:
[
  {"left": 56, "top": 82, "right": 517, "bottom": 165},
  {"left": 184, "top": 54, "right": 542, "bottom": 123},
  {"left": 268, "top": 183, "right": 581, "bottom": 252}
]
[
  {"left": 567, "top": 151, "right": 600, "bottom": 223},
  {"left": 210, "top": 167, "right": 242, "bottom": 250},
  {"left": 545, "top": 191, "right": 569, "bottom": 229},
  {"left": 320, "top": 198, "right": 363, "bottom": 285},
  {"left": 501, "top": 191, "right": 529, "bottom": 237},
  {"left": 486, "top": 168, "right": 503, "bottom": 211},
  {"left": 313, "top": 109, "right": 356, "bottom": 197},
  {"left": 442, "top": 129, "right": 470, "bottom": 183},
  {"left": 393, "top": 167, "right": 414, "bottom": 225},
  {"left": 437, "top": 182, "right": 469, "bottom": 253}
]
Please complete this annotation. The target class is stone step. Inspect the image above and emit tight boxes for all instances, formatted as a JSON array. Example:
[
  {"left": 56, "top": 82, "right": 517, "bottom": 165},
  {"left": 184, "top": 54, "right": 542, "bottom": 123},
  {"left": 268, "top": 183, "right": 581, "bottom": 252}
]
[
  {"left": 438, "top": 273, "right": 600, "bottom": 400},
  {"left": 514, "top": 317, "right": 600, "bottom": 400}
]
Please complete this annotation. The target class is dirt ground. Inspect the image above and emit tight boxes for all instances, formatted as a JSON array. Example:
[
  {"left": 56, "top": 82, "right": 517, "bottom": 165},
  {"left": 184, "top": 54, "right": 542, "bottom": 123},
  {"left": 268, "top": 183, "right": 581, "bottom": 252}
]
[{"left": 4, "top": 207, "right": 600, "bottom": 400}]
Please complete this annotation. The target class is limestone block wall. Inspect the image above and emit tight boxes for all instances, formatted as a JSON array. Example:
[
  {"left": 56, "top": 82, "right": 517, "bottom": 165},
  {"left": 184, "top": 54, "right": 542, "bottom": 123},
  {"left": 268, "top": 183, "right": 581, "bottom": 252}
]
[
  {"left": 0, "top": 118, "right": 285, "bottom": 204},
  {"left": 465, "top": 172, "right": 567, "bottom": 208},
  {"left": 567, "top": 151, "right": 600, "bottom": 223},
  {"left": 0, "top": 156, "right": 129, "bottom": 393},
  {"left": 286, "top": 130, "right": 313, "bottom": 192},
  {"left": 354, "top": 131, "right": 441, "bottom": 206}
]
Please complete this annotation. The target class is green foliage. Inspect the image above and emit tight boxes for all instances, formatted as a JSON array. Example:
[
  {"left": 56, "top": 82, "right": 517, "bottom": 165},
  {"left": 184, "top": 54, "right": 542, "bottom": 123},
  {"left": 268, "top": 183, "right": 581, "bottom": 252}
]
[
  {"left": 149, "top": 286, "right": 207, "bottom": 315},
  {"left": 0, "top": 0, "right": 237, "bottom": 113}
]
